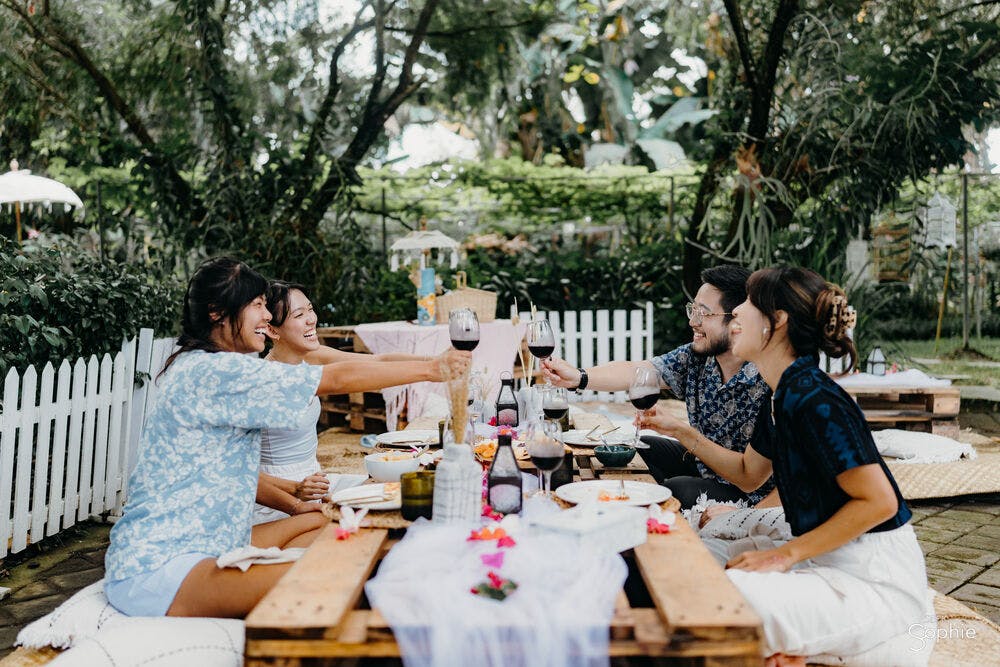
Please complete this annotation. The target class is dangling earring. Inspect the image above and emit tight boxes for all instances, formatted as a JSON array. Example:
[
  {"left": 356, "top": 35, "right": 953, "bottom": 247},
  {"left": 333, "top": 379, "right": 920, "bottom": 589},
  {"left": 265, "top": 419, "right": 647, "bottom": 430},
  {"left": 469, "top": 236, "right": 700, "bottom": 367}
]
[{"left": 762, "top": 327, "right": 769, "bottom": 335}]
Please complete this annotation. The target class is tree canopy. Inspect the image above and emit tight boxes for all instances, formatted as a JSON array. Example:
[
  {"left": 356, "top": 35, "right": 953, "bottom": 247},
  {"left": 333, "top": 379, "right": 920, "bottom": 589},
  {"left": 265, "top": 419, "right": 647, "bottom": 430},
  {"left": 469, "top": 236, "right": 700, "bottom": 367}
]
[{"left": 1, "top": 0, "right": 998, "bottom": 296}]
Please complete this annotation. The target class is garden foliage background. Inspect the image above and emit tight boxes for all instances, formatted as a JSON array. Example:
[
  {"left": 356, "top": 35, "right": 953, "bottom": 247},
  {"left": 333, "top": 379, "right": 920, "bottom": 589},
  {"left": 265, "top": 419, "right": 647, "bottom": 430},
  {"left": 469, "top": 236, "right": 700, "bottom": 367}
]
[{"left": 1, "top": 0, "right": 999, "bottom": 374}]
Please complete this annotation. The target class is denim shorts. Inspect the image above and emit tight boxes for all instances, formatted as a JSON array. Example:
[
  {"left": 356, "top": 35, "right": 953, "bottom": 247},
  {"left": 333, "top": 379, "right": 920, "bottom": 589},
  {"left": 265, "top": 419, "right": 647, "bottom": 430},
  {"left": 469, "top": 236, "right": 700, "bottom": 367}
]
[{"left": 105, "top": 552, "right": 213, "bottom": 616}]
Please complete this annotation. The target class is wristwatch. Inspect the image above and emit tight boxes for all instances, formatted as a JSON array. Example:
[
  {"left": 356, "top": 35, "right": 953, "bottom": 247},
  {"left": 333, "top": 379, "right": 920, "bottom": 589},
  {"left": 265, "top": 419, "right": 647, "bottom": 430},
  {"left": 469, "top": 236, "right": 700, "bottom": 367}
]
[{"left": 574, "top": 368, "right": 589, "bottom": 394}]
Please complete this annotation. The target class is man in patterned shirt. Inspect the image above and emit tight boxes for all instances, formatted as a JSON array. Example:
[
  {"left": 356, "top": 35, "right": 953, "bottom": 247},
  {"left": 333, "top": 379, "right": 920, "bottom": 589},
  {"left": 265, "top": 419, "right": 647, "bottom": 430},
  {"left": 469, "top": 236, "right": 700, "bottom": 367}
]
[{"left": 542, "top": 265, "right": 774, "bottom": 509}]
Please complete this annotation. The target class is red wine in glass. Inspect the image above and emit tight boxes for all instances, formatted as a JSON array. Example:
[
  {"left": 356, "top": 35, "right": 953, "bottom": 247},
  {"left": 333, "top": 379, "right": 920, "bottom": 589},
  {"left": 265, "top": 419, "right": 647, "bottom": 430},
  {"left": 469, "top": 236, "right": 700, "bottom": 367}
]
[
  {"left": 629, "top": 392, "right": 659, "bottom": 411},
  {"left": 530, "top": 455, "right": 564, "bottom": 472},
  {"left": 628, "top": 367, "right": 659, "bottom": 449},
  {"left": 452, "top": 338, "right": 479, "bottom": 351},
  {"left": 528, "top": 343, "right": 554, "bottom": 358},
  {"left": 526, "top": 320, "right": 556, "bottom": 385},
  {"left": 449, "top": 309, "right": 480, "bottom": 352},
  {"left": 543, "top": 406, "right": 569, "bottom": 420}
]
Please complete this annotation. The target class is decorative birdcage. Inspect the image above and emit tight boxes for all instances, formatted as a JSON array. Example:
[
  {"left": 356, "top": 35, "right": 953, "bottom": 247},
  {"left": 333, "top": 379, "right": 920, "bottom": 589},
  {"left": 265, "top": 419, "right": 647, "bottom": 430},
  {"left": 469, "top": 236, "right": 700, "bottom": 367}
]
[
  {"left": 917, "top": 191, "right": 957, "bottom": 249},
  {"left": 389, "top": 229, "right": 461, "bottom": 271}
]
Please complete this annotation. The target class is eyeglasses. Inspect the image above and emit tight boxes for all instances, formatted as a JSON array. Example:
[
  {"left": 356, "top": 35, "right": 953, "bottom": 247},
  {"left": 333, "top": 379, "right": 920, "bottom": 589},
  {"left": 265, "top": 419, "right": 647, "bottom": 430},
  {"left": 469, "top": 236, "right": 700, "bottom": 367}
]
[{"left": 685, "top": 303, "right": 733, "bottom": 324}]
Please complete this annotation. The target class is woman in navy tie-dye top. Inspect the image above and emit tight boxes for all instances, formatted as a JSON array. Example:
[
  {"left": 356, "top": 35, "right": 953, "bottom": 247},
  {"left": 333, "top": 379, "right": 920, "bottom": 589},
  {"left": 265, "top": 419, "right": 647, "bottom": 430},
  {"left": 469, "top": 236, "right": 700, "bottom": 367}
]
[{"left": 641, "top": 267, "right": 927, "bottom": 665}]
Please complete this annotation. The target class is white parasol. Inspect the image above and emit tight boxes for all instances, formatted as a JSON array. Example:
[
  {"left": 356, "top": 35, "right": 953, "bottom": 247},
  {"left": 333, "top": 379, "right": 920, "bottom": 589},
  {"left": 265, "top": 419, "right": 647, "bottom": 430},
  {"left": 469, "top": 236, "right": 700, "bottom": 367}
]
[
  {"left": 389, "top": 229, "right": 460, "bottom": 270},
  {"left": 0, "top": 159, "right": 85, "bottom": 244}
]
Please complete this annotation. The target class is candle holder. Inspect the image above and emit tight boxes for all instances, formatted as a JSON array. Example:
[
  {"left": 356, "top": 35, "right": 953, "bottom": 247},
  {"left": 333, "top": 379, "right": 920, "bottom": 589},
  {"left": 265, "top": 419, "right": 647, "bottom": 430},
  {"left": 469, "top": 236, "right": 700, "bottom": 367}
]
[{"left": 401, "top": 470, "right": 435, "bottom": 521}]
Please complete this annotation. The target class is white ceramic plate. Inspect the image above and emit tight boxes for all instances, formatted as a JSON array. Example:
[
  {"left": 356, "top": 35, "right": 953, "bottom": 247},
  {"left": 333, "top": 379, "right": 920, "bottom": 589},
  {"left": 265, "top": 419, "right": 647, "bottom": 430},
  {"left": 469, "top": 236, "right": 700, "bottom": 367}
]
[
  {"left": 330, "top": 483, "right": 402, "bottom": 511},
  {"left": 555, "top": 480, "right": 671, "bottom": 507},
  {"left": 374, "top": 430, "right": 439, "bottom": 448},
  {"left": 561, "top": 429, "right": 634, "bottom": 447}
]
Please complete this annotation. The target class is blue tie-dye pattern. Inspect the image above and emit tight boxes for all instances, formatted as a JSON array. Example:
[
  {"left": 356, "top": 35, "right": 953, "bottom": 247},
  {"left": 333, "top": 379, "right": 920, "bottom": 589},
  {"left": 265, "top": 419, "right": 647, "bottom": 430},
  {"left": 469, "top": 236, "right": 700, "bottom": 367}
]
[
  {"left": 752, "top": 355, "right": 911, "bottom": 536},
  {"left": 649, "top": 344, "right": 773, "bottom": 504},
  {"left": 104, "top": 350, "right": 322, "bottom": 581}
]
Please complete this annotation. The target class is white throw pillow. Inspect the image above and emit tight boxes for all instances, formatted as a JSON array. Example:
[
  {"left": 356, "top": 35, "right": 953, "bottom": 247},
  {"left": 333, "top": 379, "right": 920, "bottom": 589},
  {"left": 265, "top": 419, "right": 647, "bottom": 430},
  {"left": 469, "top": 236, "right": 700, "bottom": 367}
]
[
  {"left": 873, "top": 429, "right": 977, "bottom": 464},
  {"left": 16, "top": 581, "right": 122, "bottom": 649},
  {"left": 50, "top": 616, "right": 243, "bottom": 667},
  {"left": 17, "top": 578, "right": 244, "bottom": 667}
]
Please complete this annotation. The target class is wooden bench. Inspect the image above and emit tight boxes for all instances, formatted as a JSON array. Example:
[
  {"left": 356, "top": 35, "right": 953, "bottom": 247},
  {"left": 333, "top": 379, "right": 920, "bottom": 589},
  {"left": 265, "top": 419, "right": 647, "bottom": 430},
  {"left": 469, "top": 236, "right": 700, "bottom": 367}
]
[{"left": 843, "top": 385, "right": 961, "bottom": 438}]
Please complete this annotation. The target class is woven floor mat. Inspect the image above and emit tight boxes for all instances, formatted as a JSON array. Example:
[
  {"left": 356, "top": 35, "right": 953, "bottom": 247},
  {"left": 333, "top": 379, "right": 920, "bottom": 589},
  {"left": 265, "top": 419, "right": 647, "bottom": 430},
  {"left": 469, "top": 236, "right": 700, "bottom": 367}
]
[{"left": 888, "top": 452, "right": 1000, "bottom": 500}]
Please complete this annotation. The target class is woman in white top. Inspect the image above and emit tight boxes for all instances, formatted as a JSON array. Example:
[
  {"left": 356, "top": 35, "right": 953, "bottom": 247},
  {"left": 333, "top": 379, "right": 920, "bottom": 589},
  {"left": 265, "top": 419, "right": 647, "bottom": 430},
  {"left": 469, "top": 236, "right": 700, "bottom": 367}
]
[
  {"left": 104, "top": 258, "right": 470, "bottom": 619},
  {"left": 253, "top": 281, "right": 431, "bottom": 524}
]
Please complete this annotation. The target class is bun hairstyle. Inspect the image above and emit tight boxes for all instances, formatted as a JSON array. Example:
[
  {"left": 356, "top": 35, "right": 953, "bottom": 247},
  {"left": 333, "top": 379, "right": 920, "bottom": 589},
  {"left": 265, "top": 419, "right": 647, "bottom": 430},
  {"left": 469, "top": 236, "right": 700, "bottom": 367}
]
[
  {"left": 160, "top": 257, "right": 269, "bottom": 376},
  {"left": 746, "top": 267, "right": 858, "bottom": 373},
  {"left": 265, "top": 281, "right": 308, "bottom": 329}
]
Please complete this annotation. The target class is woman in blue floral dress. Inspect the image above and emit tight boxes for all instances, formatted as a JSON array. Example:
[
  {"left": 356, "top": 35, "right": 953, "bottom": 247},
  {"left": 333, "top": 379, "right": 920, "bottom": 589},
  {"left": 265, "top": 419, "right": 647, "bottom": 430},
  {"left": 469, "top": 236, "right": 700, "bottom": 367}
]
[{"left": 104, "top": 258, "right": 470, "bottom": 618}]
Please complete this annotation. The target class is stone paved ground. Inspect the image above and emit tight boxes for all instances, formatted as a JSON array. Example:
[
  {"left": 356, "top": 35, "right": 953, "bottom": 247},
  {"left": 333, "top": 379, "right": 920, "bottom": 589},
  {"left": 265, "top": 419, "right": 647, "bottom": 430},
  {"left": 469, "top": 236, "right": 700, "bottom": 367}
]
[{"left": 2, "top": 413, "right": 999, "bottom": 659}]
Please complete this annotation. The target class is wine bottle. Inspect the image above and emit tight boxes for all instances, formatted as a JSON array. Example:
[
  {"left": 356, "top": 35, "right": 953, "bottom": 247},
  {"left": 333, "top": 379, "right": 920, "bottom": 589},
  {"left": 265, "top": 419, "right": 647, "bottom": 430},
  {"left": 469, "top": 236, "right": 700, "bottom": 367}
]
[{"left": 487, "top": 433, "right": 523, "bottom": 515}]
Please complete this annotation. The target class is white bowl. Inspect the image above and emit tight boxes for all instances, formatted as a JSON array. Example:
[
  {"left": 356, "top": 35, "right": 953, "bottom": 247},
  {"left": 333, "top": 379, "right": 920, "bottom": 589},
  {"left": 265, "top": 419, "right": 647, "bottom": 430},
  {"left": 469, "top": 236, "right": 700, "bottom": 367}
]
[{"left": 364, "top": 452, "right": 421, "bottom": 482}]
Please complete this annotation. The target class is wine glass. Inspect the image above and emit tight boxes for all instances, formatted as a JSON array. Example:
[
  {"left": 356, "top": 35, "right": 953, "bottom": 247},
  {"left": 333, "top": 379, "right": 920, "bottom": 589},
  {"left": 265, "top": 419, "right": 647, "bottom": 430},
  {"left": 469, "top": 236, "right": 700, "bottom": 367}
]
[
  {"left": 542, "top": 386, "right": 569, "bottom": 423},
  {"left": 525, "top": 319, "right": 555, "bottom": 384},
  {"left": 524, "top": 418, "right": 564, "bottom": 498},
  {"left": 467, "top": 371, "right": 486, "bottom": 443},
  {"left": 628, "top": 367, "right": 659, "bottom": 450},
  {"left": 449, "top": 308, "right": 480, "bottom": 351}
]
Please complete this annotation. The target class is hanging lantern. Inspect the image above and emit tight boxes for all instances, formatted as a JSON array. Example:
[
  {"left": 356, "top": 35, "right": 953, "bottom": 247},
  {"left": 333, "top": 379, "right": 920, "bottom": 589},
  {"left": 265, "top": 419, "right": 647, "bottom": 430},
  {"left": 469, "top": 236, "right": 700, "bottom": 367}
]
[
  {"left": 866, "top": 346, "right": 886, "bottom": 376},
  {"left": 918, "top": 192, "right": 957, "bottom": 249}
]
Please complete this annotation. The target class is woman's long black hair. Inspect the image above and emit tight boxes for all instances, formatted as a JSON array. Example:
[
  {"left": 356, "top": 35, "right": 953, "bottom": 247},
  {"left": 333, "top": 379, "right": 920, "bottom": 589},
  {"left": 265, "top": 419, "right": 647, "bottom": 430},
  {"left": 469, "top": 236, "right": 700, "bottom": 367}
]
[{"left": 160, "top": 257, "right": 269, "bottom": 376}]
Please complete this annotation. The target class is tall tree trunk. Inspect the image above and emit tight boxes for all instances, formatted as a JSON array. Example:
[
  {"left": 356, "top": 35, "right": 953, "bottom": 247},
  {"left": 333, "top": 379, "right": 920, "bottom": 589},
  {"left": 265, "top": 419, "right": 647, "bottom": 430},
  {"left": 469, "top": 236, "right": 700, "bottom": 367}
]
[{"left": 683, "top": 155, "right": 727, "bottom": 295}]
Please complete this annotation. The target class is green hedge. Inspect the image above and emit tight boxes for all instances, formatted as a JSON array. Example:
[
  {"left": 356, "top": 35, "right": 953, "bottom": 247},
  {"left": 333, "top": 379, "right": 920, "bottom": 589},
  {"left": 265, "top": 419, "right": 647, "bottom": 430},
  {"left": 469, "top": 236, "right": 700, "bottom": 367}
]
[{"left": 0, "top": 237, "right": 182, "bottom": 378}]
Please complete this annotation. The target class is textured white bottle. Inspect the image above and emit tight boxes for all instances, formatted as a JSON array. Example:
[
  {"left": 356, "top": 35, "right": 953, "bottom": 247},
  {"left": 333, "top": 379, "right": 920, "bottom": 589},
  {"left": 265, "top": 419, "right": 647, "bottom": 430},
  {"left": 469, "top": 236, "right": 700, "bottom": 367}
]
[{"left": 432, "top": 443, "right": 481, "bottom": 524}]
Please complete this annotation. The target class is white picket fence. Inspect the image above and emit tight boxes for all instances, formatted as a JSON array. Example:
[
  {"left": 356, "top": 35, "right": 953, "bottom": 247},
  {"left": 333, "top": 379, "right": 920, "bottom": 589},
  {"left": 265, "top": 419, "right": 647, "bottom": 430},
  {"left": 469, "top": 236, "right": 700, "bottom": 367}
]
[
  {"left": 515, "top": 302, "right": 655, "bottom": 402},
  {"left": 0, "top": 329, "right": 174, "bottom": 558},
  {"left": 0, "top": 307, "right": 656, "bottom": 557}
]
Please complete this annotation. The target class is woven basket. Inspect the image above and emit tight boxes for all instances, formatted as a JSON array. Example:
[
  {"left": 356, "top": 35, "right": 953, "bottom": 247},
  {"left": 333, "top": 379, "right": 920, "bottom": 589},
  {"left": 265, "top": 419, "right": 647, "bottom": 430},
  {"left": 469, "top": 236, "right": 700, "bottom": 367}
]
[{"left": 435, "top": 271, "right": 497, "bottom": 323}]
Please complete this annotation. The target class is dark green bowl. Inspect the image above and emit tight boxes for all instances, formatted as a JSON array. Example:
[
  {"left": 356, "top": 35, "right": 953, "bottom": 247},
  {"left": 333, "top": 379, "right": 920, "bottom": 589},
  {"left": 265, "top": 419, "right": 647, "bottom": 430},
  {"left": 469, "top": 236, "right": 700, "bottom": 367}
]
[{"left": 593, "top": 444, "right": 636, "bottom": 467}]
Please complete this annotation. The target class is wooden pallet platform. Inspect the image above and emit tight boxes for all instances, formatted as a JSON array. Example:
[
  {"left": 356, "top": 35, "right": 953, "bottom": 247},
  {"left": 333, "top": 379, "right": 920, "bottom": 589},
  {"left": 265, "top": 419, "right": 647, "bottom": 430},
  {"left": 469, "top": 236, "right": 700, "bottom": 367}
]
[
  {"left": 245, "top": 517, "right": 762, "bottom": 666},
  {"left": 843, "top": 385, "right": 961, "bottom": 438}
]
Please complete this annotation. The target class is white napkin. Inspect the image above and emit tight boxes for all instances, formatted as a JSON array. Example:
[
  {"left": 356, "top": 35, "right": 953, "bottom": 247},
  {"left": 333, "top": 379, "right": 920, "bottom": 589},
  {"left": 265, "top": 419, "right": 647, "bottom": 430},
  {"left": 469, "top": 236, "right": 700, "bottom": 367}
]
[
  {"left": 327, "top": 473, "right": 368, "bottom": 495},
  {"left": 378, "top": 430, "right": 439, "bottom": 445},
  {"left": 216, "top": 546, "right": 306, "bottom": 572}
]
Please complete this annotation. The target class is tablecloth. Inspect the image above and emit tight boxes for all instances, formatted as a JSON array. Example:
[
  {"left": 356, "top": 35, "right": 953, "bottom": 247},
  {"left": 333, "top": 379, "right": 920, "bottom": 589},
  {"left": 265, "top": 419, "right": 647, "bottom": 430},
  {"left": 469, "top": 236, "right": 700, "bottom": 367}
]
[{"left": 355, "top": 319, "right": 526, "bottom": 430}]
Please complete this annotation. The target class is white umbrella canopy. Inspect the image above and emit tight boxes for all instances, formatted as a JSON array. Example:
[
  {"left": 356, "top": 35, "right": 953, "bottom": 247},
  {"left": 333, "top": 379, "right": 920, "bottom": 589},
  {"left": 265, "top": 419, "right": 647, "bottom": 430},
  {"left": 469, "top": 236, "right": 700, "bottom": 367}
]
[{"left": 1, "top": 159, "right": 85, "bottom": 244}]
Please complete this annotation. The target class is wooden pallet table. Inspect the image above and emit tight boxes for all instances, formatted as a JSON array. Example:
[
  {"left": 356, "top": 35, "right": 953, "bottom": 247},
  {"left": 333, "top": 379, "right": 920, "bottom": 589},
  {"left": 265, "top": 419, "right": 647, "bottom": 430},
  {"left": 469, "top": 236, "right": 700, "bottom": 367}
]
[
  {"left": 843, "top": 385, "right": 961, "bottom": 438},
  {"left": 245, "top": 454, "right": 763, "bottom": 666}
]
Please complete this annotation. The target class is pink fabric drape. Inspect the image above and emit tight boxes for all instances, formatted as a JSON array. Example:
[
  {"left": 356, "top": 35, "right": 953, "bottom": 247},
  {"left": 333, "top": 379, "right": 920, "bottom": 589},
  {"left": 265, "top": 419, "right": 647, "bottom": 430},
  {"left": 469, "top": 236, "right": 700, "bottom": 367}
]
[{"left": 355, "top": 319, "right": 526, "bottom": 430}]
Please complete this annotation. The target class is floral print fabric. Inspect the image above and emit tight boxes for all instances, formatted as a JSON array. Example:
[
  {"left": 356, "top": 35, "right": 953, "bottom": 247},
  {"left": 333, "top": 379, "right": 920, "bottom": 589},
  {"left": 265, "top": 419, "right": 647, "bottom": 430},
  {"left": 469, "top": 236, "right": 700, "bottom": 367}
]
[
  {"left": 650, "top": 344, "right": 772, "bottom": 504},
  {"left": 105, "top": 350, "right": 322, "bottom": 581}
]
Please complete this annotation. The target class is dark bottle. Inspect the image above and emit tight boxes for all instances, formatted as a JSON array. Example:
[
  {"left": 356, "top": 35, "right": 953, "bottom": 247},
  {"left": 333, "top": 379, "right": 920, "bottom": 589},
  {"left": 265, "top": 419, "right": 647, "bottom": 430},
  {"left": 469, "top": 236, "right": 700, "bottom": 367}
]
[
  {"left": 487, "top": 434, "right": 523, "bottom": 514},
  {"left": 496, "top": 374, "right": 519, "bottom": 427},
  {"left": 550, "top": 449, "right": 575, "bottom": 490}
]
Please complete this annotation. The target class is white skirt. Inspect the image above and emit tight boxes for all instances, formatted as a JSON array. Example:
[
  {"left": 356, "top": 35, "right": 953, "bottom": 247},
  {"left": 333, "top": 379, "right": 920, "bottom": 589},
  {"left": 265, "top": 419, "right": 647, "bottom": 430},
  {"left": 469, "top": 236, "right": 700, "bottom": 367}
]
[
  {"left": 252, "top": 458, "right": 322, "bottom": 526},
  {"left": 724, "top": 524, "right": 929, "bottom": 662}
]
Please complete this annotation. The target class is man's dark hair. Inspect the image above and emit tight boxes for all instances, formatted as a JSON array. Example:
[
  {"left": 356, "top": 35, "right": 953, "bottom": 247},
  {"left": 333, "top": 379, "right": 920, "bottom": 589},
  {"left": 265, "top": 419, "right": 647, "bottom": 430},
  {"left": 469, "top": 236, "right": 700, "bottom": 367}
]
[{"left": 700, "top": 265, "right": 751, "bottom": 320}]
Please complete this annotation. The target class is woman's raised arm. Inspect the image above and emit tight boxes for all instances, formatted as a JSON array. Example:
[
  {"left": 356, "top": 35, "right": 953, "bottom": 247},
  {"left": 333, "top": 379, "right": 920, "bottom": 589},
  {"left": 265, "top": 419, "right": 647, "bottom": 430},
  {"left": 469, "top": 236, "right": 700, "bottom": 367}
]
[{"left": 316, "top": 348, "right": 471, "bottom": 395}]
